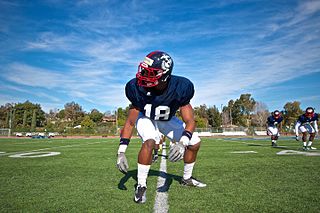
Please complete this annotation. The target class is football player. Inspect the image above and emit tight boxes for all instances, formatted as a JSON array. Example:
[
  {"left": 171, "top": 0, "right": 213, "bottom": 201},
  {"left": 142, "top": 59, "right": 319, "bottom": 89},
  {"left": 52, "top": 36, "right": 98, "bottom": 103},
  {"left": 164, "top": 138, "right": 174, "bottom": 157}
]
[
  {"left": 295, "top": 107, "right": 318, "bottom": 151},
  {"left": 116, "top": 51, "right": 206, "bottom": 204},
  {"left": 266, "top": 110, "right": 283, "bottom": 147}
]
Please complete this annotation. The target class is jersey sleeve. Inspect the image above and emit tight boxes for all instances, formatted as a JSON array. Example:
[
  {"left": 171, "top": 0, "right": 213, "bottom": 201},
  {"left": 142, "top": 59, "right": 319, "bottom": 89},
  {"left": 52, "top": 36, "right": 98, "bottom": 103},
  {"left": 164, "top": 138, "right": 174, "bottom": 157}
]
[
  {"left": 278, "top": 117, "right": 283, "bottom": 123},
  {"left": 267, "top": 116, "right": 272, "bottom": 124},
  {"left": 125, "top": 80, "right": 139, "bottom": 107},
  {"left": 297, "top": 115, "right": 304, "bottom": 123},
  {"left": 179, "top": 79, "right": 195, "bottom": 106}
]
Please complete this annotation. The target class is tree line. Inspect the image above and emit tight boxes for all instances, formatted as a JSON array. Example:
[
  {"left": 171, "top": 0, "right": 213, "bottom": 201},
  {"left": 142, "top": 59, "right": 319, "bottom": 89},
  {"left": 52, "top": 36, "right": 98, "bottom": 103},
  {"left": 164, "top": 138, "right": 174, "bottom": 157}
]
[{"left": 0, "top": 94, "right": 308, "bottom": 135}]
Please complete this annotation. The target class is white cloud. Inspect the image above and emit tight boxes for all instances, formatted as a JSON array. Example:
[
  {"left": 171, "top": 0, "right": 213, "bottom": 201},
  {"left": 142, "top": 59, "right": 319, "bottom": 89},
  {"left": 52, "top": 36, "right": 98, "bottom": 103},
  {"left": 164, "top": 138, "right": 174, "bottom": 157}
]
[{"left": 1, "top": 0, "right": 320, "bottom": 112}]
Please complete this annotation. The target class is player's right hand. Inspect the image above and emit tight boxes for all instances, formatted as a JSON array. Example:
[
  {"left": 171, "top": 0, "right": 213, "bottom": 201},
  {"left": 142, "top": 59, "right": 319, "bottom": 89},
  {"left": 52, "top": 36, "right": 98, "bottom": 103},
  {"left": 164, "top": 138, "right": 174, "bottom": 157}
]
[
  {"left": 168, "top": 141, "right": 185, "bottom": 162},
  {"left": 116, "top": 152, "right": 128, "bottom": 174},
  {"left": 295, "top": 135, "right": 300, "bottom": 141}
]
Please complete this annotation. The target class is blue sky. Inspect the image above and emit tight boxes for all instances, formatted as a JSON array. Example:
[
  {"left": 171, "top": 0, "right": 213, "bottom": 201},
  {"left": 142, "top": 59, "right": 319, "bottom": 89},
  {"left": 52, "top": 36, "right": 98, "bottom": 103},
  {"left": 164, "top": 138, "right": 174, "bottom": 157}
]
[{"left": 1, "top": 0, "right": 319, "bottom": 113}]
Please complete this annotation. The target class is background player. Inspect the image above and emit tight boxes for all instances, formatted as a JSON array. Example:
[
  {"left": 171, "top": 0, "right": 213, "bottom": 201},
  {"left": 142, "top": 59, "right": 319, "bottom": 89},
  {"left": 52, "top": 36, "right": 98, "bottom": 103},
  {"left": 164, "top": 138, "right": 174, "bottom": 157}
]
[
  {"left": 295, "top": 107, "right": 318, "bottom": 151},
  {"left": 266, "top": 110, "right": 283, "bottom": 147},
  {"left": 116, "top": 51, "right": 206, "bottom": 204}
]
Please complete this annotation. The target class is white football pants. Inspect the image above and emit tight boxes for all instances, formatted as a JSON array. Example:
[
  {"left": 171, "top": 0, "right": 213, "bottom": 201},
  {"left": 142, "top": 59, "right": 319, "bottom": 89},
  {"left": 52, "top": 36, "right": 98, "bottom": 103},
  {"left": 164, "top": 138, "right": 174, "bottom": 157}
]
[{"left": 136, "top": 113, "right": 200, "bottom": 146}]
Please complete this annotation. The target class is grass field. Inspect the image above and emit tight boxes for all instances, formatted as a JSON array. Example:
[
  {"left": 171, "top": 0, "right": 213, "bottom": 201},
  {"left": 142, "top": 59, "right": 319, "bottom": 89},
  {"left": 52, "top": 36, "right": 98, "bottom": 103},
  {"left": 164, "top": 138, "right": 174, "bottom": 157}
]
[{"left": 1, "top": 137, "right": 320, "bottom": 212}]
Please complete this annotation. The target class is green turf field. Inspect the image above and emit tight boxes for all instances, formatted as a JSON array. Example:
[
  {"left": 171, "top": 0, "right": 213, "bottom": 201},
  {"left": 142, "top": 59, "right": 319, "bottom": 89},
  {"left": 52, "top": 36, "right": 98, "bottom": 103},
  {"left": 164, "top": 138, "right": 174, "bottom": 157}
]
[{"left": 0, "top": 137, "right": 320, "bottom": 212}]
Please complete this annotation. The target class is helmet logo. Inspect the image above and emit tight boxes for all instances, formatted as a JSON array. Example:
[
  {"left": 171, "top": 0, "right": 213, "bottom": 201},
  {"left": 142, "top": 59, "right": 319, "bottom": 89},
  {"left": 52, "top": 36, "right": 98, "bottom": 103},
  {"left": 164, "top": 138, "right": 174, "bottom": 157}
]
[
  {"left": 307, "top": 108, "right": 313, "bottom": 114},
  {"left": 160, "top": 54, "right": 172, "bottom": 72}
]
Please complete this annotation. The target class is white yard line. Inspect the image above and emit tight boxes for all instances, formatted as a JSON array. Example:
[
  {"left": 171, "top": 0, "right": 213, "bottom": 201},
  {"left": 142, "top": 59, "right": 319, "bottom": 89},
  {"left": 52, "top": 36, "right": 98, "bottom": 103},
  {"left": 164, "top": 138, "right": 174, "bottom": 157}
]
[
  {"left": 0, "top": 141, "right": 102, "bottom": 156},
  {"left": 153, "top": 143, "right": 169, "bottom": 213}
]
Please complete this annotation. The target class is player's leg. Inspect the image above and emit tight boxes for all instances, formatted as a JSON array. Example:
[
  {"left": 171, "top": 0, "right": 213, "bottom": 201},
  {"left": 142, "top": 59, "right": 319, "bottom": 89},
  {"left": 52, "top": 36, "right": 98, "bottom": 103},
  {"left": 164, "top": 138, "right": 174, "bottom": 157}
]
[
  {"left": 134, "top": 115, "right": 160, "bottom": 204},
  {"left": 158, "top": 117, "right": 206, "bottom": 187},
  {"left": 299, "top": 125, "right": 308, "bottom": 150},
  {"left": 153, "top": 143, "right": 159, "bottom": 163},
  {"left": 271, "top": 135, "right": 278, "bottom": 147},
  {"left": 268, "top": 127, "right": 278, "bottom": 147},
  {"left": 306, "top": 124, "right": 316, "bottom": 150}
]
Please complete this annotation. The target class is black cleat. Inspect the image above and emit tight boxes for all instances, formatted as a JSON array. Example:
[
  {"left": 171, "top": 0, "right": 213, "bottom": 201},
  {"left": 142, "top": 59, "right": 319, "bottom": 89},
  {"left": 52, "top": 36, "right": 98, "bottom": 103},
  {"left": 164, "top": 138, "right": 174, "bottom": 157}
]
[
  {"left": 180, "top": 177, "right": 207, "bottom": 188},
  {"left": 152, "top": 154, "right": 158, "bottom": 163},
  {"left": 134, "top": 185, "right": 147, "bottom": 204}
]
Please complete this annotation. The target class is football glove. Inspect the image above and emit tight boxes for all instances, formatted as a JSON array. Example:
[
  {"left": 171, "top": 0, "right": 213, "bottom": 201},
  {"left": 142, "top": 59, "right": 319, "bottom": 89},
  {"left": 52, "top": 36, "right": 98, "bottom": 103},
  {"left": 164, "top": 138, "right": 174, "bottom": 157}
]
[
  {"left": 116, "top": 152, "right": 128, "bottom": 174},
  {"left": 168, "top": 141, "right": 185, "bottom": 162},
  {"left": 295, "top": 135, "right": 300, "bottom": 141}
]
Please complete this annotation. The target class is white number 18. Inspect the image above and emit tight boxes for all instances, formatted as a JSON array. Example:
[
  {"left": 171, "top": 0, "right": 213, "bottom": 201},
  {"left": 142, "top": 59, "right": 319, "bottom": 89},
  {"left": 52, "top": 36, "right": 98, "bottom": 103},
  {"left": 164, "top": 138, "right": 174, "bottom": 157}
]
[{"left": 144, "top": 104, "right": 170, "bottom": 120}]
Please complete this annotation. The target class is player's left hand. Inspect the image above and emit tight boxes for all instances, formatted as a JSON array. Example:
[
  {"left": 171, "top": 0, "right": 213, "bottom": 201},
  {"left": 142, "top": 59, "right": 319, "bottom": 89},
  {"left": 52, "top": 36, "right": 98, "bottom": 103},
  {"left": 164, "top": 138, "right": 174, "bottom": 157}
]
[{"left": 168, "top": 141, "right": 185, "bottom": 162}]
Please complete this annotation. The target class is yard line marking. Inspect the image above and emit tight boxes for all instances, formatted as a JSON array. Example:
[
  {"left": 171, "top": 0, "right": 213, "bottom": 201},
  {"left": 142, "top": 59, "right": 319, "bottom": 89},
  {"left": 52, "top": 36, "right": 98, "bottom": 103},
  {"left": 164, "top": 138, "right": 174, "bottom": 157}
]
[
  {"left": 154, "top": 143, "right": 169, "bottom": 213},
  {"left": 0, "top": 141, "right": 102, "bottom": 157}
]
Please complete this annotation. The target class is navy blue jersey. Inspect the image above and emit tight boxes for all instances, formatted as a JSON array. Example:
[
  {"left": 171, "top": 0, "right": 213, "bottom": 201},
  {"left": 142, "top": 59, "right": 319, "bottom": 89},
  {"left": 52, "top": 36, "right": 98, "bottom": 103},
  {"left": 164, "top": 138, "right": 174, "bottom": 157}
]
[
  {"left": 267, "top": 116, "right": 283, "bottom": 127},
  {"left": 125, "top": 75, "right": 194, "bottom": 121},
  {"left": 297, "top": 113, "right": 319, "bottom": 124}
]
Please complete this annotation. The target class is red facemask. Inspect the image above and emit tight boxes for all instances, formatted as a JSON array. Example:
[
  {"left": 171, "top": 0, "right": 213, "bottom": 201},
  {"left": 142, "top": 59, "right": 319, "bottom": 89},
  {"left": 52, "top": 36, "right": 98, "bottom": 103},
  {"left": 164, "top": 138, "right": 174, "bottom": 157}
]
[{"left": 136, "top": 62, "right": 164, "bottom": 87}]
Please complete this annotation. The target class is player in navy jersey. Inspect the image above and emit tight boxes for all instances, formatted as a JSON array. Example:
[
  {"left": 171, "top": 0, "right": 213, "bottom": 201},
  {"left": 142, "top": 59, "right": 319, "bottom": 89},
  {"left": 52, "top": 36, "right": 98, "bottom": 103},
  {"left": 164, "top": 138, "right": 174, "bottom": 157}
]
[
  {"left": 116, "top": 51, "right": 206, "bottom": 204},
  {"left": 295, "top": 107, "right": 319, "bottom": 151},
  {"left": 266, "top": 110, "right": 283, "bottom": 147}
]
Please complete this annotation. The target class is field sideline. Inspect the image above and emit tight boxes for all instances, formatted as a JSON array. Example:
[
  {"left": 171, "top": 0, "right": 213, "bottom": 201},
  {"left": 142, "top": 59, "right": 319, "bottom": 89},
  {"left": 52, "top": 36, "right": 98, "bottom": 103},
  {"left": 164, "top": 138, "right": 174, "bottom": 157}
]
[{"left": 1, "top": 137, "right": 320, "bottom": 212}]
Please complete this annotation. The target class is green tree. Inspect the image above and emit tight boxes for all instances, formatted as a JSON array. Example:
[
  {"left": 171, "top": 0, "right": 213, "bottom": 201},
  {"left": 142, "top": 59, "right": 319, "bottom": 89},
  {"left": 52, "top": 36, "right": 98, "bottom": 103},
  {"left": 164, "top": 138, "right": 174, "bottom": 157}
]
[
  {"left": 0, "top": 103, "right": 13, "bottom": 128},
  {"left": 58, "top": 109, "right": 65, "bottom": 119},
  {"left": 81, "top": 116, "right": 96, "bottom": 129},
  {"left": 207, "top": 105, "right": 221, "bottom": 128},
  {"left": 194, "top": 105, "right": 209, "bottom": 128},
  {"left": 195, "top": 117, "right": 208, "bottom": 128},
  {"left": 283, "top": 101, "right": 303, "bottom": 132},
  {"left": 64, "top": 102, "right": 85, "bottom": 126},
  {"left": 13, "top": 101, "right": 45, "bottom": 129},
  {"left": 89, "top": 109, "right": 103, "bottom": 123},
  {"left": 116, "top": 107, "right": 129, "bottom": 127},
  {"left": 22, "top": 110, "right": 27, "bottom": 128},
  {"left": 31, "top": 109, "right": 36, "bottom": 131},
  {"left": 231, "top": 94, "right": 256, "bottom": 127}
]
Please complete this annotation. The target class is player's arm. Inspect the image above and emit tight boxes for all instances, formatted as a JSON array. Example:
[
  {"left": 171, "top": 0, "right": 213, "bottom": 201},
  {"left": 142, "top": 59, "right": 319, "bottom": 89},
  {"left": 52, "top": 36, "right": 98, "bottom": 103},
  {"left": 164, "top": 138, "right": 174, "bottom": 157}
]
[
  {"left": 168, "top": 103, "right": 195, "bottom": 162},
  {"left": 118, "top": 105, "right": 140, "bottom": 154},
  {"left": 116, "top": 105, "right": 140, "bottom": 173},
  {"left": 294, "top": 120, "right": 301, "bottom": 137},
  {"left": 179, "top": 103, "right": 196, "bottom": 146},
  {"left": 314, "top": 119, "right": 318, "bottom": 133},
  {"left": 294, "top": 120, "right": 301, "bottom": 141}
]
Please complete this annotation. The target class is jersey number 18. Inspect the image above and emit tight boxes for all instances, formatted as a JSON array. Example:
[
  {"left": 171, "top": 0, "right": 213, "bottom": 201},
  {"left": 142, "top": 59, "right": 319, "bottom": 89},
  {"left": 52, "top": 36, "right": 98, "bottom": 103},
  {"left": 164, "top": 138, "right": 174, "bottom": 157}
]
[{"left": 144, "top": 104, "right": 170, "bottom": 120}]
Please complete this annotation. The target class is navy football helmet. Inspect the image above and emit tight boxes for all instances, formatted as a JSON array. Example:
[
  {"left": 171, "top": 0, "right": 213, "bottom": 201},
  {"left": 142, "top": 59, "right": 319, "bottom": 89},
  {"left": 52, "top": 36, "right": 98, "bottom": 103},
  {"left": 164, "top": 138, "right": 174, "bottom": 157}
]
[
  {"left": 305, "top": 107, "right": 314, "bottom": 117},
  {"left": 136, "top": 51, "right": 174, "bottom": 87},
  {"left": 273, "top": 110, "right": 280, "bottom": 119}
]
